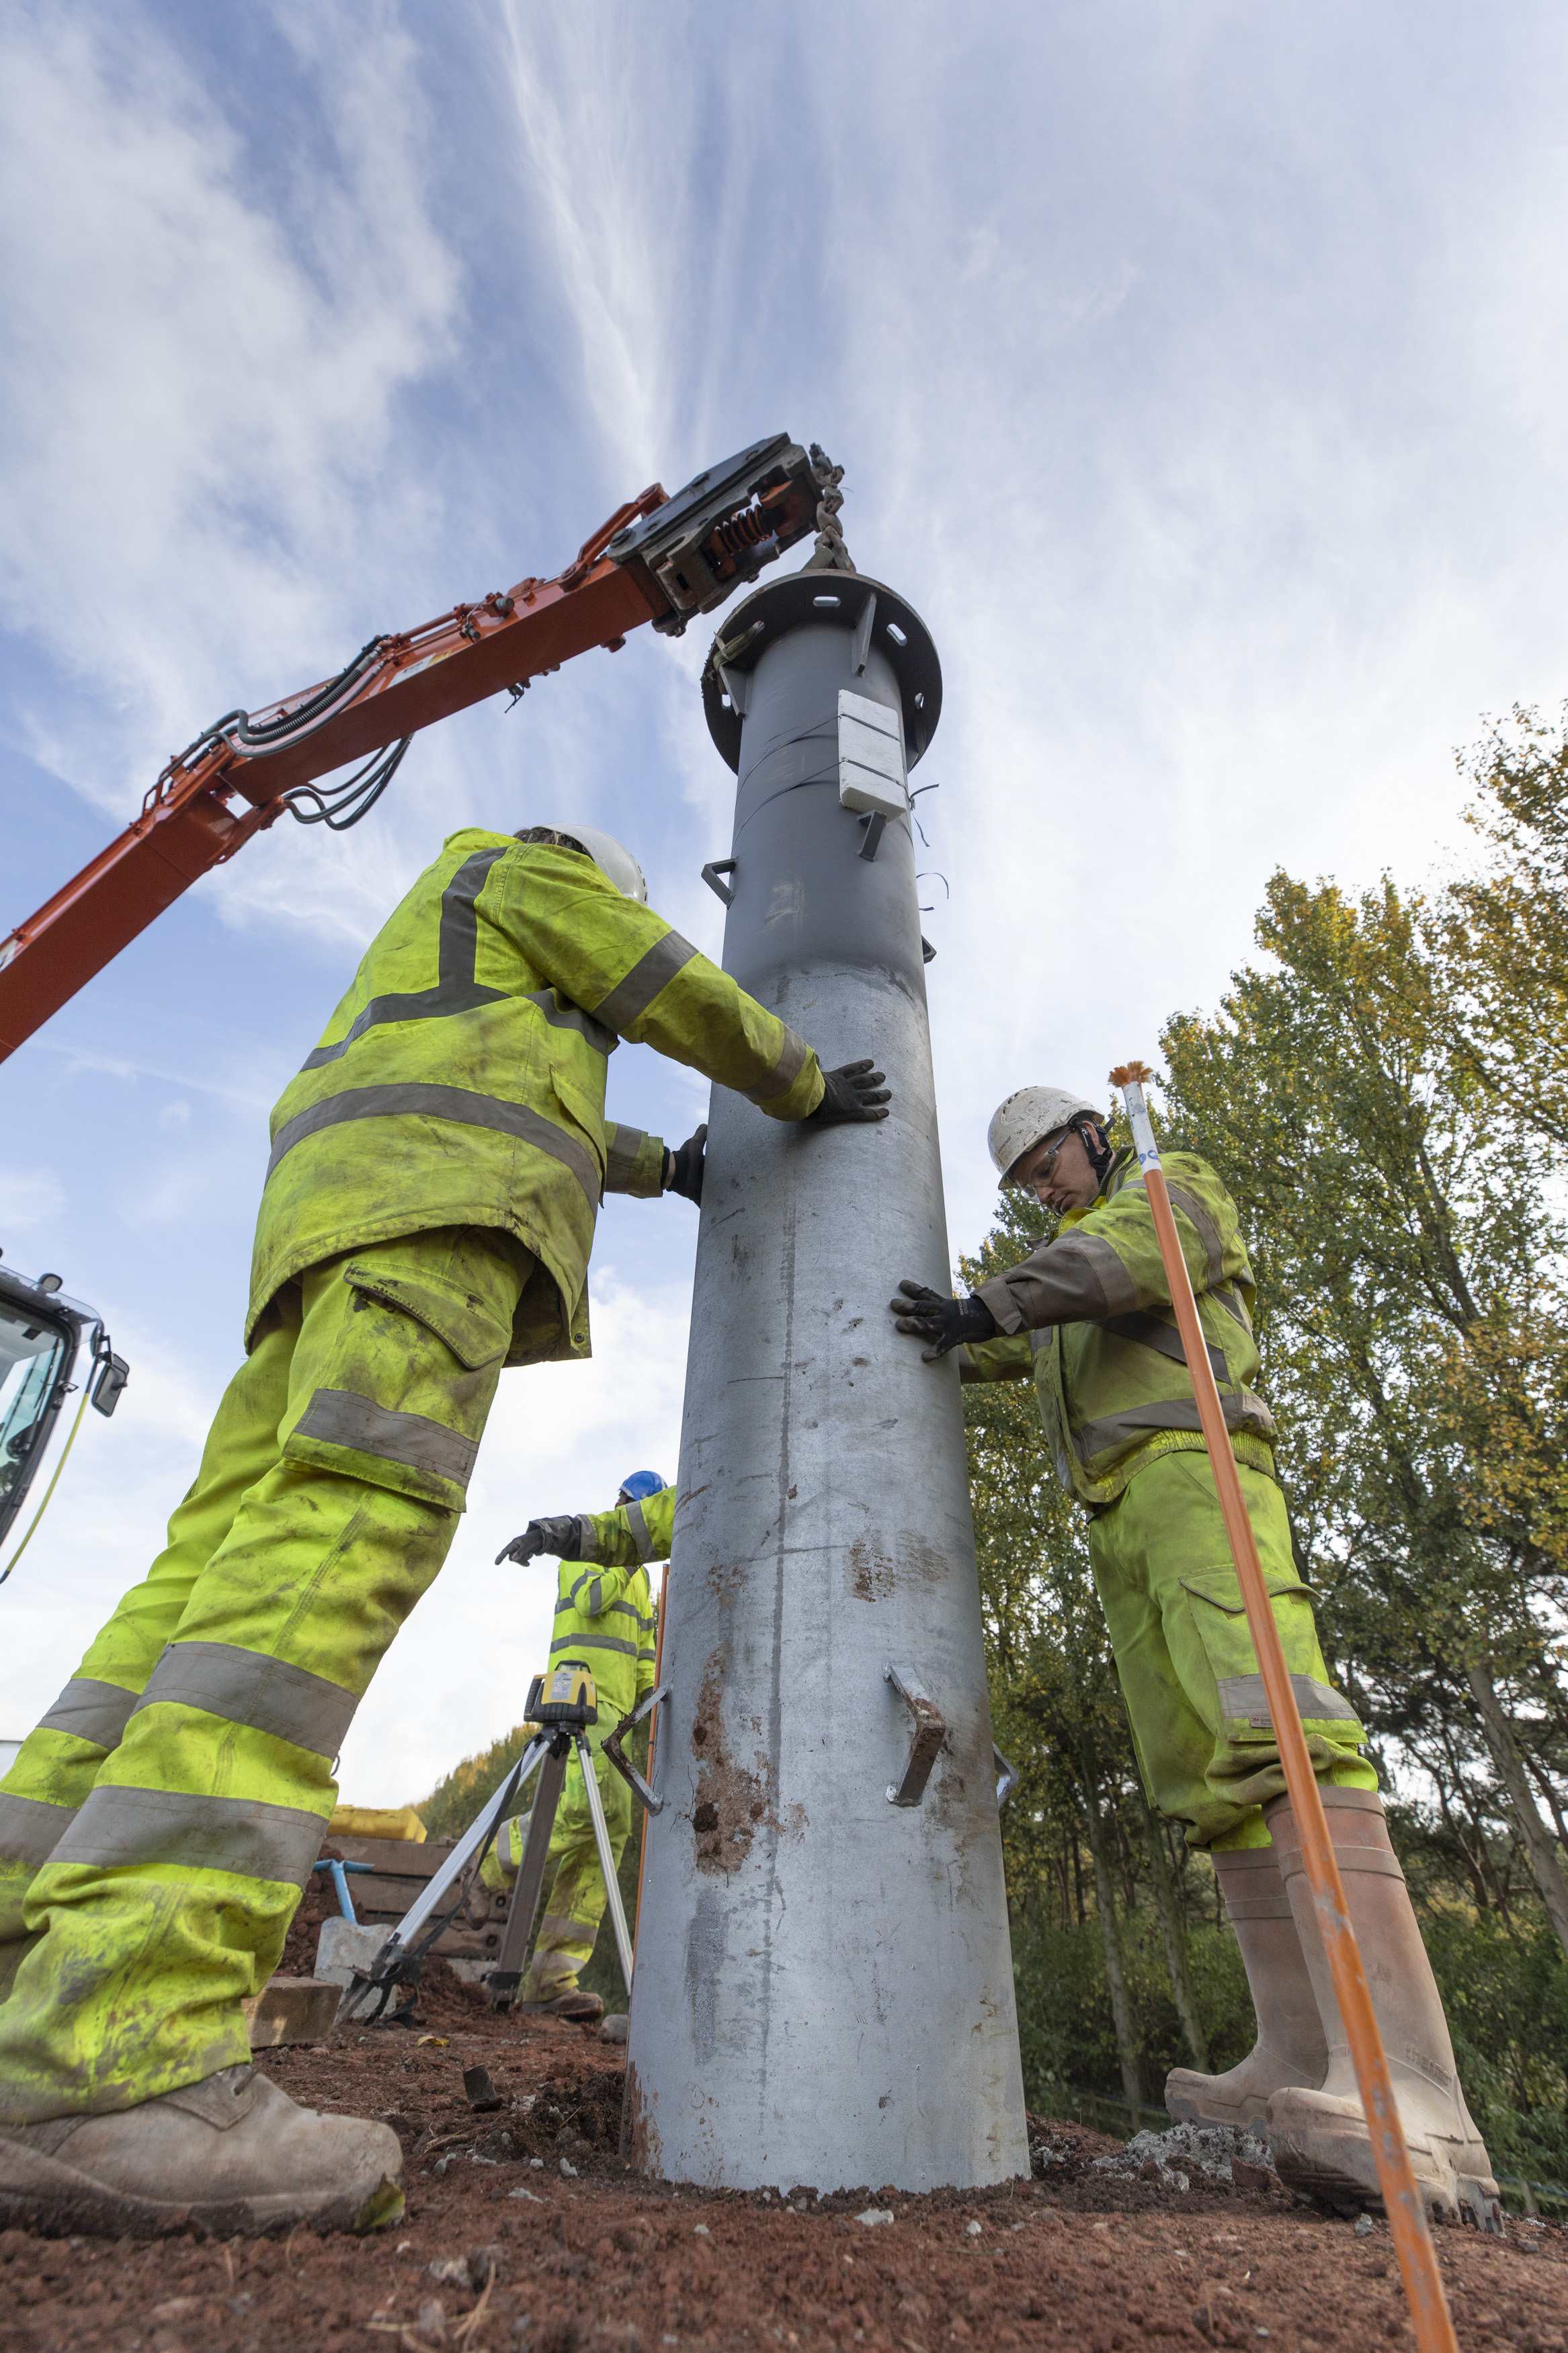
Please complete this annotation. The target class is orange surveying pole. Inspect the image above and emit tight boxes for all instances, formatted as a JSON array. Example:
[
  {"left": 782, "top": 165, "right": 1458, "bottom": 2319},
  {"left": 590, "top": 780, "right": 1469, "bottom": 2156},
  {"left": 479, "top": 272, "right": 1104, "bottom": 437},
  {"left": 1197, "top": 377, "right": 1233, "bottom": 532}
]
[
  {"left": 631, "top": 1560, "right": 669, "bottom": 1964},
  {"left": 1108, "top": 1062, "right": 1458, "bottom": 2353}
]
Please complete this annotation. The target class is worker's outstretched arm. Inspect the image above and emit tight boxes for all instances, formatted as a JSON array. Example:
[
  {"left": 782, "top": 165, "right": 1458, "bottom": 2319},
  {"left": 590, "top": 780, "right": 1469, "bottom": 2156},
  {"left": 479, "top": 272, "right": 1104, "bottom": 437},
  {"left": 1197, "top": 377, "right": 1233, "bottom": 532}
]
[
  {"left": 493, "top": 848, "right": 889, "bottom": 1126},
  {"left": 889, "top": 1158, "right": 1247, "bottom": 1360},
  {"left": 971, "top": 1156, "right": 1239, "bottom": 1336},
  {"left": 494, "top": 1484, "right": 673, "bottom": 1575}
]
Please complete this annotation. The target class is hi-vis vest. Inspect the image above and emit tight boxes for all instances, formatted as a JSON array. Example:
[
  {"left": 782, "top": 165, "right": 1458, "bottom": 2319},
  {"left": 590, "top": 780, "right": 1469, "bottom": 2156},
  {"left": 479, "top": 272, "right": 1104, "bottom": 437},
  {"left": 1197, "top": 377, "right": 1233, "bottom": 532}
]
[
  {"left": 248, "top": 832, "right": 822, "bottom": 1361},
  {"left": 962, "top": 1148, "right": 1277, "bottom": 1509},
  {"left": 547, "top": 1486, "right": 673, "bottom": 1714}
]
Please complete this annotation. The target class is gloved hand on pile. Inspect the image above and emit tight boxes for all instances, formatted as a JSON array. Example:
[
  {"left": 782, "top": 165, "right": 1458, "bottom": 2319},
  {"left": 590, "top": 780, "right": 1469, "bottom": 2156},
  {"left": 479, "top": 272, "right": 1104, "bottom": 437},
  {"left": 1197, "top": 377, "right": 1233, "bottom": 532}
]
[
  {"left": 663, "top": 1125, "right": 707, "bottom": 1205},
  {"left": 887, "top": 1279, "right": 999, "bottom": 1362},
  {"left": 494, "top": 1515, "right": 586, "bottom": 1566},
  {"left": 800, "top": 1058, "right": 891, "bottom": 1129}
]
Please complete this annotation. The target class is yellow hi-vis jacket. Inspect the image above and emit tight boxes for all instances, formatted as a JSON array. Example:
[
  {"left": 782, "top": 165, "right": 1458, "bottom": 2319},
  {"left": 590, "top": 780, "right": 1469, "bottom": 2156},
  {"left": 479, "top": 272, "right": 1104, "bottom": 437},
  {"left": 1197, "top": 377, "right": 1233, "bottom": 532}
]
[
  {"left": 963, "top": 1147, "right": 1278, "bottom": 1509},
  {"left": 247, "top": 833, "right": 823, "bottom": 1359},
  {"left": 547, "top": 1485, "right": 673, "bottom": 1717}
]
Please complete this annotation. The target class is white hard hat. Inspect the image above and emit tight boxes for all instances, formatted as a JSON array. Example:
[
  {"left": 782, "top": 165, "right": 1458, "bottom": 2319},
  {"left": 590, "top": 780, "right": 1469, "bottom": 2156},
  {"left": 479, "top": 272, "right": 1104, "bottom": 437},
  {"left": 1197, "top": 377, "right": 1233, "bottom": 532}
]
[
  {"left": 988, "top": 1086, "right": 1104, "bottom": 1185},
  {"left": 533, "top": 823, "right": 648, "bottom": 902}
]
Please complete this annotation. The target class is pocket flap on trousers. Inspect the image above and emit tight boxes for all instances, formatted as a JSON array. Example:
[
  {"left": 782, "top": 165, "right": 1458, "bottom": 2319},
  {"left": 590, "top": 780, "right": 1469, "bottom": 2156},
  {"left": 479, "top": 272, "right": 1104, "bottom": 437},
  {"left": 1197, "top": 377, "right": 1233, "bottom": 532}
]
[
  {"left": 1179, "top": 1566, "right": 1313, "bottom": 1615},
  {"left": 343, "top": 1263, "right": 509, "bottom": 1369}
]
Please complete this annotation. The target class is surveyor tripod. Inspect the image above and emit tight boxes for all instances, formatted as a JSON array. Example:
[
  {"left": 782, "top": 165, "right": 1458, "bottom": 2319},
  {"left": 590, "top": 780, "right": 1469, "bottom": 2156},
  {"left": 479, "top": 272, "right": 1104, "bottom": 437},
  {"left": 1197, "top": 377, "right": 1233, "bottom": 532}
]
[{"left": 360, "top": 1663, "right": 667, "bottom": 2018}]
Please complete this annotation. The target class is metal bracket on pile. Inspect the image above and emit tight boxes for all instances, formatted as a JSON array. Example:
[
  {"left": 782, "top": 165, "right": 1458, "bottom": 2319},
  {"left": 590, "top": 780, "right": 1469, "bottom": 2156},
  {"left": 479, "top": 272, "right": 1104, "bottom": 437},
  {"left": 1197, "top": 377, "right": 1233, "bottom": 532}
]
[
  {"left": 604, "top": 1683, "right": 670, "bottom": 1815},
  {"left": 994, "top": 1744, "right": 1020, "bottom": 1809},
  {"left": 702, "top": 859, "right": 738, "bottom": 908},
  {"left": 884, "top": 1666, "right": 946, "bottom": 1807}
]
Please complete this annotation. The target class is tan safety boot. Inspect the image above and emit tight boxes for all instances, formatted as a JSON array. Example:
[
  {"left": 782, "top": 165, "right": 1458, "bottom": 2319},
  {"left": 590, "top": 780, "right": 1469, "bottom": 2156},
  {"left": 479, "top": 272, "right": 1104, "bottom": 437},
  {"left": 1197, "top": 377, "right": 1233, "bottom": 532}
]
[
  {"left": 0, "top": 2064, "right": 403, "bottom": 2237},
  {"left": 521, "top": 1986, "right": 604, "bottom": 2024},
  {"left": 1263, "top": 1788, "right": 1501, "bottom": 2228},
  {"left": 1165, "top": 1846, "right": 1327, "bottom": 2128}
]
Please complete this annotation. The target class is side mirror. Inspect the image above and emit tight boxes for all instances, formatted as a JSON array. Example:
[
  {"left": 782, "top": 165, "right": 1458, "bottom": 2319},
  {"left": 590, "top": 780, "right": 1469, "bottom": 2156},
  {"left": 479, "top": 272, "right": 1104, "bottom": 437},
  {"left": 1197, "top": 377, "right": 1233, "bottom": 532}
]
[{"left": 91, "top": 1353, "right": 129, "bottom": 1418}]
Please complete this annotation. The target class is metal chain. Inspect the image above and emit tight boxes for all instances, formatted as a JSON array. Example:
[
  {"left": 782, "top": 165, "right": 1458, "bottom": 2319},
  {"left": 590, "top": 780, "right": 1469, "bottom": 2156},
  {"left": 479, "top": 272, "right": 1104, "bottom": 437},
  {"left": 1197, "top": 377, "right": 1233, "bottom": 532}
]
[{"left": 802, "top": 442, "right": 857, "bottom": 574}]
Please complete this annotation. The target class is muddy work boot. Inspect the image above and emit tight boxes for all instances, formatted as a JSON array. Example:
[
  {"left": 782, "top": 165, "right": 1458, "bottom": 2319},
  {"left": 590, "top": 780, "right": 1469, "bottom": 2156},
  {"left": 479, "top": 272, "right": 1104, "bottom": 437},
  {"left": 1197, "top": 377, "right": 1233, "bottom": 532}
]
[
  {"left": 1165, "top": 1846, "right": 1328, "bottom": 2129},
  {"left": 520, "top": 1985, "right": 604, "bottom": 2024},
  {"left": 1263, "top": 1788, "right": 1501, "bottom": 2229},
  {"left": 0, "top": 2064, "right": 403, "bottom": 2237}
]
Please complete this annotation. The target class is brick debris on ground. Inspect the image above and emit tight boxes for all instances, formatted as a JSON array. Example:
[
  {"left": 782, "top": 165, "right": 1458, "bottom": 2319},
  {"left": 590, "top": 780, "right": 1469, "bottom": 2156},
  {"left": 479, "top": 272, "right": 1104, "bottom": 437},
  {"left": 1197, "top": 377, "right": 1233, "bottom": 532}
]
[{"left": 0, "top": 1962, "right": 1563, "bottom": 2352}]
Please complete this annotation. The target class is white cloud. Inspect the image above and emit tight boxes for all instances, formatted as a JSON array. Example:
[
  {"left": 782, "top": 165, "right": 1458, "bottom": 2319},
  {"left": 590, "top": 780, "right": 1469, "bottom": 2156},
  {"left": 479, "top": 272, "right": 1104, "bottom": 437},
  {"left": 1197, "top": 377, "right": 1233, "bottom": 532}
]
[
  {"left": 0, "top": 4, "right": 459, "bottom": 817},
  {"left": 0, "top": 1168, "right": 65, "bottom": 1231}
]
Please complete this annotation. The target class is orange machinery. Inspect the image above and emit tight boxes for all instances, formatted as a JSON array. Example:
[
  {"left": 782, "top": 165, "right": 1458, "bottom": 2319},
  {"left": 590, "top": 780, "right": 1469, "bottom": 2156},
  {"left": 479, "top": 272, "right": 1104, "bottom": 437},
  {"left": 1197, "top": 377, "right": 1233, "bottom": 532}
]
[{"left": 0, "top": 434, "right": 830, "bottom": 1060}]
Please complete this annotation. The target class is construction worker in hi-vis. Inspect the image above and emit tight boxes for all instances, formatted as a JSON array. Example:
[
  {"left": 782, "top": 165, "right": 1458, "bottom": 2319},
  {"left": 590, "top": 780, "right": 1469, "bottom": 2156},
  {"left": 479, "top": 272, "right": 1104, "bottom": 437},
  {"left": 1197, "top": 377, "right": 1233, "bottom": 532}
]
[
  {"left": 0, "top": 824, "right": 890, "bottom": 2235},
  {"left": 484, "top": 1468, "right": 673, "bottom": 2021},
  {"left": 889, "top": 1084, "right": 1499, "bottom": 2228}
]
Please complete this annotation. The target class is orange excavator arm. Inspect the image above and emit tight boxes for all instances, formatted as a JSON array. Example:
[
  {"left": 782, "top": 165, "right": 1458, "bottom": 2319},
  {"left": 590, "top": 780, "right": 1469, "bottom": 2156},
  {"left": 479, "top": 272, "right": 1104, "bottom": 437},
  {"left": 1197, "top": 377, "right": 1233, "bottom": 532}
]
[{"left": 0, "top": 434, "right": 828, "bottom": 1061}]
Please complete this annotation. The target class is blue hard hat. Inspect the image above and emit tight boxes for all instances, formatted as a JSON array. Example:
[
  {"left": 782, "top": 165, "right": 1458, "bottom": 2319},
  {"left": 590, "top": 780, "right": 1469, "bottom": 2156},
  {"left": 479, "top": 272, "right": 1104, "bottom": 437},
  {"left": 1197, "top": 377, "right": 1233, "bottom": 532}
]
[{"left": 618, "top": 1469, "right": 667, "bottom": 1503}]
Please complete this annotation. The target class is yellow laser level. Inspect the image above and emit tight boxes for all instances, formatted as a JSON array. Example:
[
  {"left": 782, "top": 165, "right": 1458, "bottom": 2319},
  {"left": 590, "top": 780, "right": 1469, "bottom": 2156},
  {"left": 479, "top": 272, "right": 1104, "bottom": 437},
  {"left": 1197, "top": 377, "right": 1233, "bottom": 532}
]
[{"left": 524, "top": 1659, "right": 597, "bottom": 1733}]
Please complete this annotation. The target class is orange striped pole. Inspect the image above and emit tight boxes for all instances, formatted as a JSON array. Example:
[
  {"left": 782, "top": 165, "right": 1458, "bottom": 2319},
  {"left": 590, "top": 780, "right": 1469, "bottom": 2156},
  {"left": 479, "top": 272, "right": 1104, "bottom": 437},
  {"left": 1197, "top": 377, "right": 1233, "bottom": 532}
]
[
  {"left": 630, "top": 1560, "right": 669, "bottom": 1966},
  {"left": 1108, "top": 1062, "right": 1457, "bottom": 2353}
]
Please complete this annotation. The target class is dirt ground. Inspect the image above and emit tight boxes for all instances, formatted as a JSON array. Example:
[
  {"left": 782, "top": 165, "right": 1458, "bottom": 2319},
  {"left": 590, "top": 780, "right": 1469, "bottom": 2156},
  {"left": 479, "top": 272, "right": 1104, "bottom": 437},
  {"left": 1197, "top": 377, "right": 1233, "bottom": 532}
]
[{"left": 1, "top": 1963, "right": 1563, "bottom": 2353}]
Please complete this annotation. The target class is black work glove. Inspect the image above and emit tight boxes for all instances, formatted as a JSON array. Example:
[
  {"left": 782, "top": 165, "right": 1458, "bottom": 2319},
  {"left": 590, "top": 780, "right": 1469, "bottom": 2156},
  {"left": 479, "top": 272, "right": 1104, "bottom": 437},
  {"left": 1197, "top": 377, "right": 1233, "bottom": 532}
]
[
  {"left": 888, "top": 1279, "right": 999, "bottom": 1362},
  {"left": 664, "top": 1124, "right": 707, "bottom": 1205},
  {"left": 800, "top": 1058, "right": 891, "bottom": 1129},
  {"left": 495, "top": 1515, "right": 585, "bottom": 1566}
]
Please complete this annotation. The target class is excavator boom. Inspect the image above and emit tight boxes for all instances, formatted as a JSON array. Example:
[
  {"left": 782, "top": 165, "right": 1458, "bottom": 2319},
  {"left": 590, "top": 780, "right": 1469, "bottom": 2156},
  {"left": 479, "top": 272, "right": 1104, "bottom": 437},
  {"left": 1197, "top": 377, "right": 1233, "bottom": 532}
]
[{"left": 0, "top": 433, "right": 826, "bottom": 1060}]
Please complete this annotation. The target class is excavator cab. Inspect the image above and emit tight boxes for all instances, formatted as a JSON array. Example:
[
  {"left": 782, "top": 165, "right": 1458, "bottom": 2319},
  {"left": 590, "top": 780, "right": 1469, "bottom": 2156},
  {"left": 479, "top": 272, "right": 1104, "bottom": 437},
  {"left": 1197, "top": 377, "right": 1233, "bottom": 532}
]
[{"left": 0, "top": 1259, "right": 128, "bottom": 1552}]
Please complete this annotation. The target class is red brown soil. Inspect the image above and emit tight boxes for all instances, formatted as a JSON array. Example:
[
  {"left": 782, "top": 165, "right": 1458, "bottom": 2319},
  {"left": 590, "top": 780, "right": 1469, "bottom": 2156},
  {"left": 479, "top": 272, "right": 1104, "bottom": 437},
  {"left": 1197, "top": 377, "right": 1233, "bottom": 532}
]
[{"left": 1, "top": 1965, "right": 1562, "bottom": 2352}]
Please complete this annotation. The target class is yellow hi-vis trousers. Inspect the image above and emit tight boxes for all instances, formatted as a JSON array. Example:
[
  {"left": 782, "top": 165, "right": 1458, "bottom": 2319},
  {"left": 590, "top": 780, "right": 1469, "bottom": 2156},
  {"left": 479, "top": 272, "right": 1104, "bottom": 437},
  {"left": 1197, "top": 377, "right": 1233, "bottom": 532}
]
[
  {"left": 0, "top": 1226, "right": 530, "bottom": 2123},
  {"left": 479, "top": 1720, "right": 632, "bottom": 1997},
  {"left": 1087, "top": 1449, "right": 1377, "bottom": 1852}
]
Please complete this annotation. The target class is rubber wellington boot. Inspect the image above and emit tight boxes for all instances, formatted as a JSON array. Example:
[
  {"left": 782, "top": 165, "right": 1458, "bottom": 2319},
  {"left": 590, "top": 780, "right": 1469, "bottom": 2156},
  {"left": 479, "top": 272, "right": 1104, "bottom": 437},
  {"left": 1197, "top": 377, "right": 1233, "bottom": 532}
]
[
  {"left": 1165, "top": 1847, "right": 1327, "bottom": 2128},
  {"left": 1263, "top": 1787, "right": 1501, "bottom": 2228},
  {"left": 0, "top": 2065, "right": 403, "bottom": 2237}
]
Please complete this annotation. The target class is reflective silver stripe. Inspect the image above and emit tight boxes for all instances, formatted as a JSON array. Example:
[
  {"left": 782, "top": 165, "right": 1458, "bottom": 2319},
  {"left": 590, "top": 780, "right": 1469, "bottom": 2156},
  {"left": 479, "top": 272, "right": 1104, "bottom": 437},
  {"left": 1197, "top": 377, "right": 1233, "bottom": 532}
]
[
  {"left": 51, "top": 1786, "right": 326, "bottom": 1884},
  {"left": 525, "top": 990, "right": 617, "bottom": 1058},
  {"left": 1210, "top": 1282, "right": 1251, "bottom": 1332},
  {"left": 294, "top": 1388, "right": 478, "bottom": 1489},
  {"left": 0, "top": 1792, "right": 77, "bottom": 1865},
  {"left": 1074, "top": 1390, "right": 1276, "bottom": 1459},
  {"left": 1094, "top": 1309, "right": 1229, "bottom": 1385},
  {"left": 569, "top": 1568, "right": 605, "bottom": 1616},
  {"left": 589, "top": 931, "right": 699, "bottom": 1033},
  {"left": 555, "top": 1595, "right": 640, "bottom": 1622},
  {"left": 625, "top": 1499, "right": 655, "bottom": 1563},
  {"left": 498, "top": 1819, "right": 522, "bottom": 1872},
  {"left": 302, "top": 850, "right": 509, "bottom": 1069},
  {"left": 267, "top": 1084, "right": 602, "bottom": 1207},
  {"left": 131, "top": 1641, "right": 358, "bottom": 1760},
  {"left": 741, "top": 1024, "right": 813, "bottom": 1107},
  {"left": 38, "top": 1677, "right": 138, "bottom": 1751},
  {"left": 604, "top": 1124, "right": 648, "bottom": 1190},
  {"left": 550, "top": 1631, "right": 638, "bottom": 1659},
  {"left": 639, "top": 1648, "right": 657, "bottom": 1663},
  {"left": 1167, "top": 1183, "right": 1225, "bottom": 1289},
  {"left": 1216, "top": 1673, "right": 1360, "bottom": 1727}
]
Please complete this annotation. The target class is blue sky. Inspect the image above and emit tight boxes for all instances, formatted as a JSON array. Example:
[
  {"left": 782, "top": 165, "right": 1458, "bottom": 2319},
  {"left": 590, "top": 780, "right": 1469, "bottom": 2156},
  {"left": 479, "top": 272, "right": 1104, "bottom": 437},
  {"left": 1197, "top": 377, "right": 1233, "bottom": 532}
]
[{"left": 3, "top": 1, "right": 1567, "bottom": 1803}]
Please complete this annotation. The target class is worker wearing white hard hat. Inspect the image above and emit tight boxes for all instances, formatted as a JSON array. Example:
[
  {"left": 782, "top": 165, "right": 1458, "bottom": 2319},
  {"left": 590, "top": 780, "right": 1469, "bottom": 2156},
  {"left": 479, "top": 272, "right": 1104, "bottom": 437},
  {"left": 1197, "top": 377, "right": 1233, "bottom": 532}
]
[
  {"left": 886, "top": 1082, "right": 1496, "bottom": 2227},
  {"left": 0, "top": 822, "right": 893, "bottom": 2236}
]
